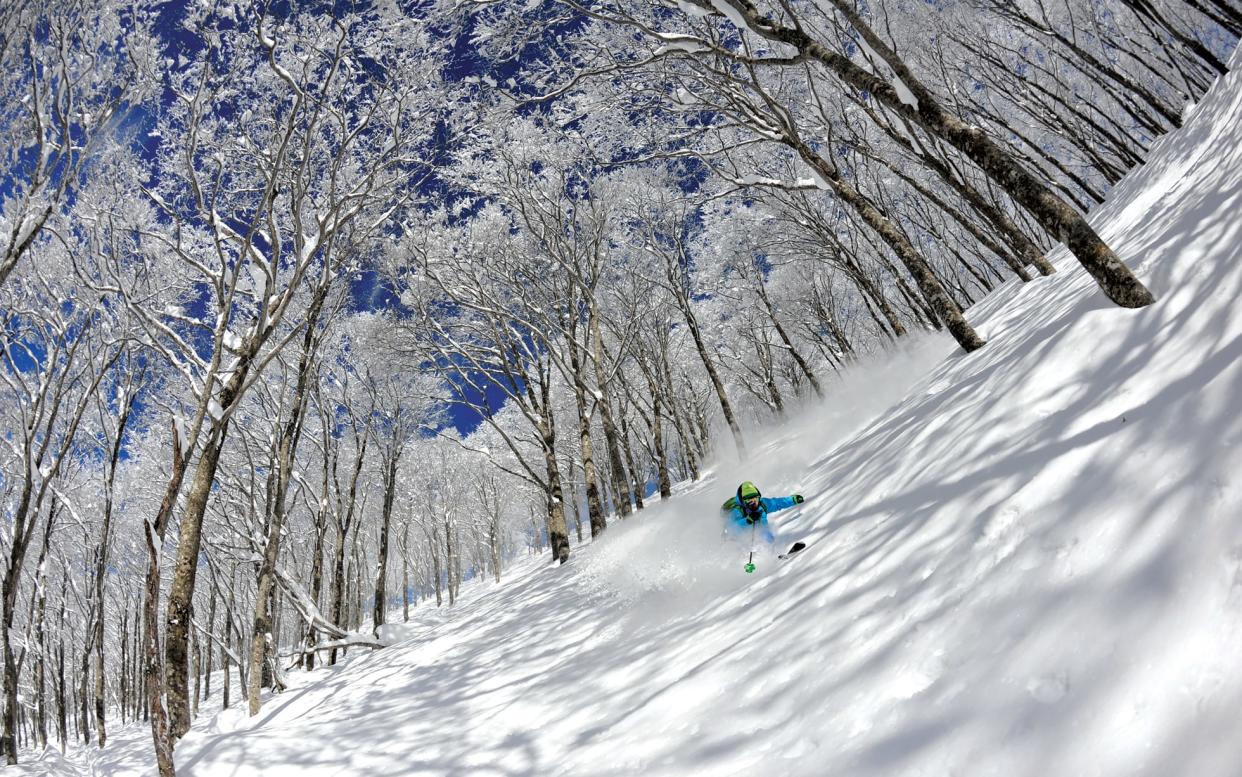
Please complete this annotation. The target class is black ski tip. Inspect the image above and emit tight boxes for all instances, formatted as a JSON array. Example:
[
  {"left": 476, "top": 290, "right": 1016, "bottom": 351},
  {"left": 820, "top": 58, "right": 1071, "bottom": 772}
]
[{"left": 778, "top": 541, "right": 808, "bottom": 560}]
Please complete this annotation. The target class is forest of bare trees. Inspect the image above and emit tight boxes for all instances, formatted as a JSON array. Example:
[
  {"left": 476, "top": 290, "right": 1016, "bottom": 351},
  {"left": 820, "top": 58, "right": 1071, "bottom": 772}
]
[{"left": 0, "top": 0, "right": 1236, "bottom": 772}]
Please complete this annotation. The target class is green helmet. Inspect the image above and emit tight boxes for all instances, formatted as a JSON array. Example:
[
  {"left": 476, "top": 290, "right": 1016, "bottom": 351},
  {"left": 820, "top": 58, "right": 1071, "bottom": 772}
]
[{"left": 737, "top": 481, "right": 761, "bottom": 501}]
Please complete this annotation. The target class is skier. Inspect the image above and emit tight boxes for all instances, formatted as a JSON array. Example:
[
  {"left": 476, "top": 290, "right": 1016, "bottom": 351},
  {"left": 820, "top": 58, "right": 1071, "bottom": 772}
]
[{"left": 721, "top": 481, "right": 805, "bottom": 544}]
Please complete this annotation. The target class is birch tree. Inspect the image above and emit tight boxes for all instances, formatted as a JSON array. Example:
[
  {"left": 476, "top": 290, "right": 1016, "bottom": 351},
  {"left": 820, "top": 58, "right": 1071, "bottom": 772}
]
[
  {"left": 89, "top": 3, "right": 448, "bottom": 766},
  {"left": 0, "top": 0, "right": 158, "bottom": 290},
  {"left": 0, "top": 261, "right": 125, "bottom": 764}
]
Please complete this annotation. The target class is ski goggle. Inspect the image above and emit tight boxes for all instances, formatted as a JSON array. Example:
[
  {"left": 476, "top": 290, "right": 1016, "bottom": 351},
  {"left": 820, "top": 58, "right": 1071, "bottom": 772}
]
[{"left": 743, "top": 496, "right": 761, "bottom": 507}]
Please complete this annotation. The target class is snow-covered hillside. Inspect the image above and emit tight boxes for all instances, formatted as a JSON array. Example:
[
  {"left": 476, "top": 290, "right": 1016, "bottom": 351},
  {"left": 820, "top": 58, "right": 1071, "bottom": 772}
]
[{"left": 25, "top": 42, "right": 1242, "bottom": 777}]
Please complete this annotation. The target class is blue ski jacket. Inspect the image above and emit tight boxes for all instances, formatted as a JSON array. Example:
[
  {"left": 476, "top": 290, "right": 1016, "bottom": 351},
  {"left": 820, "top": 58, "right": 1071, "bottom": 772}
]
[{"left": 722, "top": 495, "right": 801, "bottom": 533}]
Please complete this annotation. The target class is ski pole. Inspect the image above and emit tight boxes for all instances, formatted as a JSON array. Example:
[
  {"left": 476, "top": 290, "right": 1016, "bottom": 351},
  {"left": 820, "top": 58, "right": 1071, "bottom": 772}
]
[{"left": 745, "top": 520, "right": 757, "bottom": 573}]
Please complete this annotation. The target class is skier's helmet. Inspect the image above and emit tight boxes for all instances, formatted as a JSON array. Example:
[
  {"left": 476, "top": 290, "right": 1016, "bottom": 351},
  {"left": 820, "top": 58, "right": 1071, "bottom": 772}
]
[{"left": 737, "top": 481, "right": 761, "bottom": 506}]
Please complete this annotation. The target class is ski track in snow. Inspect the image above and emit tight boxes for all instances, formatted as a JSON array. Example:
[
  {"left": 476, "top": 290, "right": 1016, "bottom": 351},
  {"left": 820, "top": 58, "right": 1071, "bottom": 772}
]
[{"left": 19, "top": 44, "right": 1242, "bottom": 777}]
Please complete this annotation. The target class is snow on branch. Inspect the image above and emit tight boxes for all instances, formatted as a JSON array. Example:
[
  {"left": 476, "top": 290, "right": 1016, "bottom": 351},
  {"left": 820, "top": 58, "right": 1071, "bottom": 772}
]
[
  {"left": 852, "top": 33, "right": 919, "bottom": 109},
  {"left": 730, "top": 173, "right": 821, "bottom": 190},
  {"left": 654, "top": 32, "right": 712, "bottom": 55},
  {"left": 674, "top": 0, "right": 714, "bottom": 17},
  {"left": 280, "top": 634, "right": 384, "bottom": 660},
  {"left": 193, "top": 618, "right": 244, "bottom": 665},
  {"left": 273, "top": 563, "right": 350, "bottom": 641},
  {"left": 706, "top": 0, "right": 779, "bottom": 36}
]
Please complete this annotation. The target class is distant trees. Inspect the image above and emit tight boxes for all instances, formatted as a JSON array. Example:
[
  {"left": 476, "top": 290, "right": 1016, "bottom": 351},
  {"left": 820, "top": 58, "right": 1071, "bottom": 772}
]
[
  {"left": 0, "top": 262, "right": 127, "bottom": 763},
  {"left": 469, "top": 0, "right": 1237, "bottom": 327},
  {"left": 0, "top": 0, "right": 158, "bottom": 290},
  {"left": 398, "top": 205, "right": 578, "bottom": 564},
  {"left": 125, "top": 5, "right": 445, "bottom": 762}
]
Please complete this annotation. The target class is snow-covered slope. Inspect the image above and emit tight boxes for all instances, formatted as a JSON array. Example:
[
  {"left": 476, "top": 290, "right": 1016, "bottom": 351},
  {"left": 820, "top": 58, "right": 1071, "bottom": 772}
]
[{"left": 30, "top": 44, "right": 1242, "bottom": 777}]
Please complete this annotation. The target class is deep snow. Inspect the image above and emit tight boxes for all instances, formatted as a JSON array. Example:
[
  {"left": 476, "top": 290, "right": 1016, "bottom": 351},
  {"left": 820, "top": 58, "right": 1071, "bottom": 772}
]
[{"left": 21, "top": 43, "right": 1242, "bottom": 777}]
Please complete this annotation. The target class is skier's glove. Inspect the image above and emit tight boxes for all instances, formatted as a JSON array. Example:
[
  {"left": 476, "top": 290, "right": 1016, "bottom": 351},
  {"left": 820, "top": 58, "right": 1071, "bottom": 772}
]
[{"left": 793, "top": 494, "right": 804, "bottom": 504}]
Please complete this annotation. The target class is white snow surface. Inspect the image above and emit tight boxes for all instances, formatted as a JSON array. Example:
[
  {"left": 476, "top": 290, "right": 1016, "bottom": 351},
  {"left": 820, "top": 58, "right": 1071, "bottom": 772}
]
[{"left": 22, "top": 48, "right": 1242, "bottom": 777}]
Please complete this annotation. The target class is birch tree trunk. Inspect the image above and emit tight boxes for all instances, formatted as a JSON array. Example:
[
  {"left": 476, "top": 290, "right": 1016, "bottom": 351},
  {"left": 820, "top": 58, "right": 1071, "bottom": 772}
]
[
  {"left": 145, "top": 423, "right": 187, "bottom": 777},
  {"left": 249, "top": 288, "right": 328, "bottom": 715},
  {"left": 569, "top": 334, "right": 607, "bottom": 536},
  {"left": 588, "top": 313, "right": 633, "bottom": 518},
  {"left": 787, "top": 137, "right": 986, "bottom": 351},
  {"left": 329, "top": 426, "right": 369, "bottom": 665},
  {"left": 165, "top": 419, "right": 234, "bottom": 741},
  {"left": 536, "top": 380, "right": 572, "bottom": 564},
  {"left": 373, "top": 452, "right": 400, "bottom": 635}
]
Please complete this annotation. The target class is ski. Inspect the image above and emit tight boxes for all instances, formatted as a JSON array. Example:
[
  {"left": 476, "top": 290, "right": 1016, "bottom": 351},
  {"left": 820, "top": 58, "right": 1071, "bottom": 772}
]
[{"left": 778, "top": 541, "right": 807, "bottom": 560}]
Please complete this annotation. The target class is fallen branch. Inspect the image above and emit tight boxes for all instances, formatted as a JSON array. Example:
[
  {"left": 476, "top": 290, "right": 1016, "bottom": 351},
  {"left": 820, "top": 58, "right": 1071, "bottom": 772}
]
[
  {"left": 273, "top": 563, "right": 349, "bottom": 640},
  {"left": 273, "top": 562, "right": 384, "bottom": 664},
  {"left": 278, "top": 633, "right": 383, "bottom": 661},
  {"left": 191, "top": 617, "right": 243, "bottom": 665}
]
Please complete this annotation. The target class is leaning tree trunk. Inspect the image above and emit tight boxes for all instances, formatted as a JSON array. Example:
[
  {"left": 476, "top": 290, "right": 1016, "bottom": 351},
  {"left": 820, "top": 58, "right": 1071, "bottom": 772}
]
[
  {"left": 164, "top": 421, "right": 231, "bottom": 742},
  {"left": 789, "top": 137, "right": 987, "bottom": 351},
  {"left": 163, "top": 341, "right": 260, "bottom": 744},
  {"left": 738, "top": 0, "right": 1156, "bottom": 308},
  {"left": 756, "top": 280, "right": 824, "bottom": 397},
  {"left": 864, "top": 143, "right": 1044, "bottom": 278},
  {"left": 669, "top": 275, "right": 751, "bottom": 453},
  {"left": 842, "top": 256, "right": 908, "bottom": 338}
]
